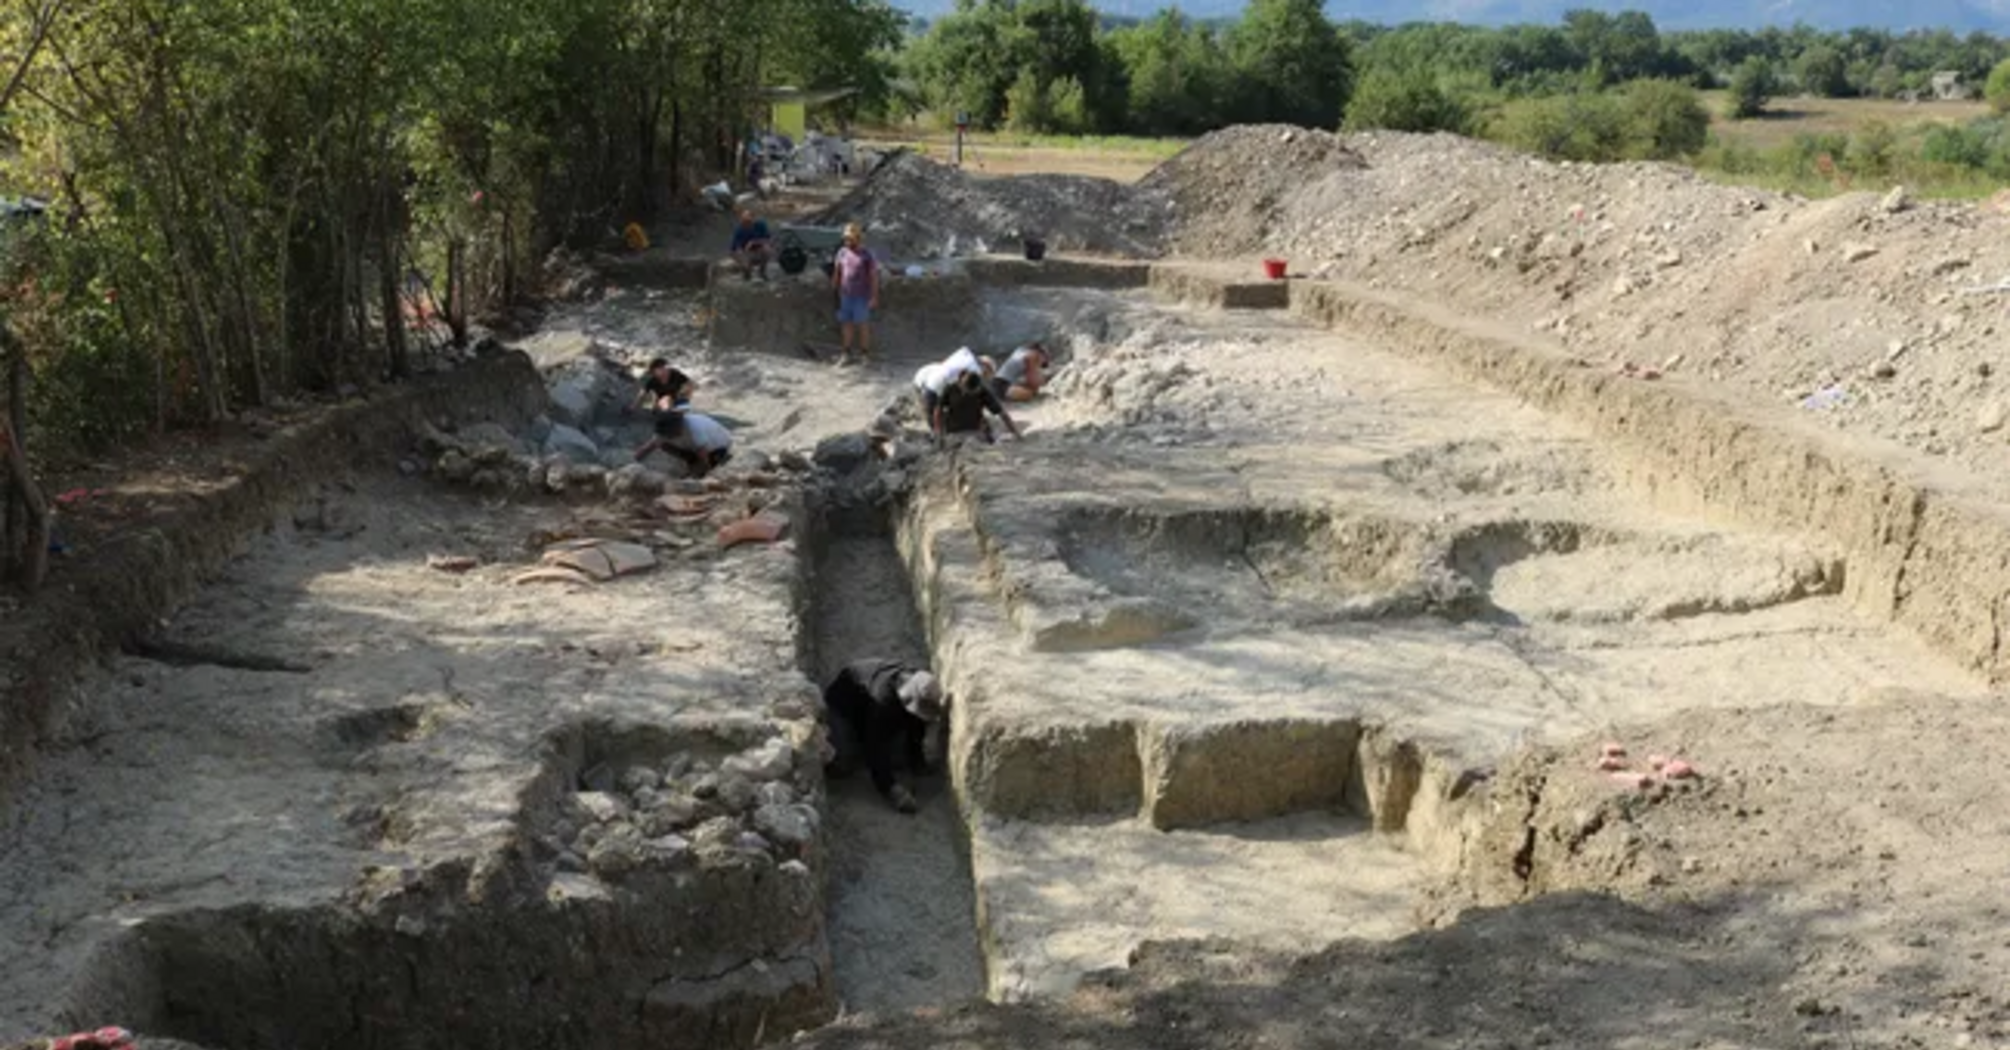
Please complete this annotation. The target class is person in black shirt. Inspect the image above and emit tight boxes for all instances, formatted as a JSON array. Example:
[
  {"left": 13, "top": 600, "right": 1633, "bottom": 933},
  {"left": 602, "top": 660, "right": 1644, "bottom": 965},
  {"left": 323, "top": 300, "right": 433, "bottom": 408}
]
[
  {"left": 632, "top": 357, "right": 695, "bottom": 461},
  {"left": 822, "top": 659, "right": 945, "bottom": 814},
  {"left": 934, "top": 367, "right": 1022, "bottom": 446}
]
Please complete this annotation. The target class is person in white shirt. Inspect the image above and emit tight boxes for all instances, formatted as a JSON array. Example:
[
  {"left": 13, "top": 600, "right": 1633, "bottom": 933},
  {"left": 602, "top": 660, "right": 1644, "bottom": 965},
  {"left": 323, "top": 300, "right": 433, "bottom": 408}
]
[
  {"left": 912, "top": 347, "right": 985, "bottom": 438},
  {"left": 989, "top": 342, "right": 1051, "bottom": 402},
  {"left": 659, "top": 410, "right": 734, "bottom": 478}
]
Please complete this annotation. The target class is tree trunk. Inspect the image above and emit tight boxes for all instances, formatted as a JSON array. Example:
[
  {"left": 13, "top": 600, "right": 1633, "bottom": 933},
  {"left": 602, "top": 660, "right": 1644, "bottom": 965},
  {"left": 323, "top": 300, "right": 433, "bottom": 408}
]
[
  {"left": 379, "top": 231, "right": 408, "bottom": 381},
  {"left": 446, "top": 239, "right": 468, "bottom": 347},
  {"left": 3, "top": 339, "right": 23, "bottom": 578}
]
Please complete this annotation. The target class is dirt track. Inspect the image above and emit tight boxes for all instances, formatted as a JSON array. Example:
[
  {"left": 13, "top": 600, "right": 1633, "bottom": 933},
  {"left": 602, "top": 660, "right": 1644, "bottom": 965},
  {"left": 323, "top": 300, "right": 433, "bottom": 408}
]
[{"left": 5, "top": 130, "right": 2010, "bottom": 1050}]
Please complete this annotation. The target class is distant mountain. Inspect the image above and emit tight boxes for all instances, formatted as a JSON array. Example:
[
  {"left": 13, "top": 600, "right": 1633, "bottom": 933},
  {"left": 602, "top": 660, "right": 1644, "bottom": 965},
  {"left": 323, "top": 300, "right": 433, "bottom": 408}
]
[{"left": 898, "top": 0, "right": 2010, "bottom": 32}]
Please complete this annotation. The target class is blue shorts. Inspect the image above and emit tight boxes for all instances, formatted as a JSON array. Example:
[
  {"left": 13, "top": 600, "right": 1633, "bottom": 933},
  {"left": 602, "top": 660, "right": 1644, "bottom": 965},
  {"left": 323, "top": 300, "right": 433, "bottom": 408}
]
[{"left": 837, "top": 296, "right": 872, "bottom": 324}]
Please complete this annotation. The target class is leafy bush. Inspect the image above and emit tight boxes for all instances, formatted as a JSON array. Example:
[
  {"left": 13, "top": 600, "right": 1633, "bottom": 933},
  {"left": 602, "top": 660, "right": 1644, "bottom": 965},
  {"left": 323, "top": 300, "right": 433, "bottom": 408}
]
[
  {"left": 1621, "top": 78, "right": 1709, "bottom": 158},
  {"left": 1728, "top": 57, "right": 1776, "bottom": 119},
  {"left": 1988, "top": 58, "right": 2010, "bottom": 114},
  {"left": 1922, "top": 124, "right": 1990, "bottom": 169},
  {"left": 1492, "top": 92, "right": 1628, "bottom": 161},
  {"left": 1343, "top": 66, "right": 1470, "bottom": 133}
]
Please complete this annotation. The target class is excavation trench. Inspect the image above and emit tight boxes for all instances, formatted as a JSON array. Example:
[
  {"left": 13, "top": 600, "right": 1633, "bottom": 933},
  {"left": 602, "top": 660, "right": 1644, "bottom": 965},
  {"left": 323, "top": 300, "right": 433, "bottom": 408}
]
[{"left": 804, "top": 483, "right": 988, "bottom": 1014}]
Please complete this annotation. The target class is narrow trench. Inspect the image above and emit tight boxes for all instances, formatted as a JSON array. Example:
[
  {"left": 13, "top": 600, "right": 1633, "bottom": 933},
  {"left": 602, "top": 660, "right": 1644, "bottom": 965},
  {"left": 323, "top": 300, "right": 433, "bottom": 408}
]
[{"left": 807, "top": 505, "right": 988, "bottom": 1014}]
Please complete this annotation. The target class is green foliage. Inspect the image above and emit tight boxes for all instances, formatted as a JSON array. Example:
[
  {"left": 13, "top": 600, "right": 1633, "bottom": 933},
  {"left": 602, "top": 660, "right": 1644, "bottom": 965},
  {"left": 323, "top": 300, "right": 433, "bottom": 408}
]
[
  {"left": 1621, "top": 78, "right": 1710, "bottom": 158},
  {"left": 1343, "top": 66, "right": 1469, "bottom": 134},
  {"left": 1492, "top": 93, "right": 1629, "bottom": 161},
  {"left": 1987, "top": 58, "right": 2010, "bottom": 113},
  {"left": 1796, "top": 45, "right": 1851, "bottom": 97},
  {"left": 1729, "top": 56, "right": 1778, "bottom": 118},
  {"left": 1849, "top": 121, "right": 1899, "bottom": 177},
  {"left": 1223, "top": 0, "right": 1353, "bottom": 127},
  {"left": 1489, "top": 79, "right": 1705, "bottom": 162}
]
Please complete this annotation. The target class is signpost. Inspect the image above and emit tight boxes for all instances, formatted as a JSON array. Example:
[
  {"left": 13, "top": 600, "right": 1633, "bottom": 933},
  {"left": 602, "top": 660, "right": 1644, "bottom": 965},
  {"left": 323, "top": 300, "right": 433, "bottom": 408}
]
[{"left": 954, "top": 112, "right": 969, "bottom": 167}]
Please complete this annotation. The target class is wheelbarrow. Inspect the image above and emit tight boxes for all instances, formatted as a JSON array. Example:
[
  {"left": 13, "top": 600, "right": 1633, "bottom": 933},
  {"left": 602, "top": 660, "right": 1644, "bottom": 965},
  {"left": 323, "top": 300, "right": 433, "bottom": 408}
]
[{"left": 775, "top": 224, "right": 847, "bottom": 276}]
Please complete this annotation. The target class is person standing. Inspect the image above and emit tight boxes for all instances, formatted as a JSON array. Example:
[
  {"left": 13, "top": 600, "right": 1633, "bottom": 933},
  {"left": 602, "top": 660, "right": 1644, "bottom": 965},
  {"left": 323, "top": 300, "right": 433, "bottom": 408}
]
[{"left": 832, "top": 223, "right": 881, "bottom": 365}]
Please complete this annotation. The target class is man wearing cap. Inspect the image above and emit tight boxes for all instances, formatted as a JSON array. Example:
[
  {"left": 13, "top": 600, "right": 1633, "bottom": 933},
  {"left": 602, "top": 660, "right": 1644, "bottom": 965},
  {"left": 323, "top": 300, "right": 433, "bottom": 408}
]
[{"left": 821, "top": 658, "right": 945, "bottom": 814}]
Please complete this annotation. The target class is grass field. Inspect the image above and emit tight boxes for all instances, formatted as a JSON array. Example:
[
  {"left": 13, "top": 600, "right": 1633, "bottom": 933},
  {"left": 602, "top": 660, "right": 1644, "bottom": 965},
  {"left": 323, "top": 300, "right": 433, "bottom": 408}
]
[
  {"left": 1700, "top": 91, "right": 1991, "bottom": 149},
  {"left": 856, "top": 126, "right": 1184, "bottom": 181}
]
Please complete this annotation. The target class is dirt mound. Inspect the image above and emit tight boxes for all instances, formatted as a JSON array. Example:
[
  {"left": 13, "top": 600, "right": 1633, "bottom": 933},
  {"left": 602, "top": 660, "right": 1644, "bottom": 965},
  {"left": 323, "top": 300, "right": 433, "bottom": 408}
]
[
  {"left": 1225, "top": 129, "right": 2010, "bottom": 492},
  {"left": 1138, "top": 124, "right": 1367, "bottom": 258},
  {"left": 814, "top": 150, "right": 1169, "bottom": 261}
]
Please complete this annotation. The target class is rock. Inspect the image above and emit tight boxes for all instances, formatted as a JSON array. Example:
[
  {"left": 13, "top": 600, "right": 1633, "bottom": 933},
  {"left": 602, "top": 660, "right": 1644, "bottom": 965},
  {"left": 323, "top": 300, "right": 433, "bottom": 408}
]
[
  {"left": 1886, "top": 339, "right": 1909, "bottom": 361},
  {"left": 1880, "top": 185, "right": 1909, "bottom": 213},
  {"left": 528, "top": 414, "right": 556, "bottom": 444},
  {"left": 1871, "top": 362, "right": 1897, "bottom": 380},
  {"left": 574, "top": 791, "right": 629, "bottom": 824},
  {"left": 395, "top": 914, "right": 428, "bottom": 937},
  {"left": 618, "top": 766, "right": 662, "bottom": 795},
  {"left": 397, "top": 458, "right": 420, "bottom": 476},
  {"left": 1653, "top": 250, "right": 1682, "bottom": 270},
  {"left": 437, "top": 450, "right": 476, "bottom": 483},
  {"left": 545, "top": 423, "right": 601, "bottom": 464},
  {"left": 555, "top": 850, "right": 589, "bottom": 874},
  {"left": 601, "top": 541, "right": 657, "bottom": 577},
  {"left": 779, "top": 859, "right": 812, "bottom": 881},
  {"left": 724, "top": 738, "right": 795, "bottom": 782},
  {"left": 756, "top": 782, "right": 797, "bottom": 807},
  {"left": 778, "top": 450, "right": 814, "bottom": 473},
  {"left": 1842, "top": 242, "right": 1879, "bottom": 264},
  {"left": 662, "top": 753, "right": 697, "bottom": 782},
  {"left": 753, "top": 803, "right": 818, "bottom": 849},
  {"left": 643, "top": 834, "right": 692, "bottom": 864},
  {"left": 427, "top": 554, "right": 480, "bottom": 573},
  {"left": 735, "top": 831, "right": 774, "bottom": 854},
  {"left": 548, "top": 359, "right": 616, "bottom": 425},
  {"left": 813, "top": 432, "right": 873, "bottom": 473},
  {"left": 1978, "top": 402, "right": 2007, "bottom": 434},
  {"left": 691, "top": 773, "right": 723, "bottom": 799},
  {"left": 717, "top": 773, "right": 760, "bottom": 813},
  {"left": 690, "top": 816, "right": 741, "bottom": 853},
  {"left": 470, "top": 469, "right": 506, "bottom": 491},
  {"left": 578, "top": 763, "right": 619, "bottom": 793},
  {"left": 587, "top": 822, "right": 648, "bottom": 877},
  {"left": 638, "top": 794, "right": 701, "bottom": 837},
  {"left": 543, "top": 459, "right": 573, "bottom": 493},
  {"left": 460, "top": 422, "right": 521, "bottom": 453}
]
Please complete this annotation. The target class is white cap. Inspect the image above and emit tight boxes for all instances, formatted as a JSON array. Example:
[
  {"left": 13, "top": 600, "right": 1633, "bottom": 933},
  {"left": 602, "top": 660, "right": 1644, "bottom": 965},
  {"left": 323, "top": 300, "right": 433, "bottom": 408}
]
[{"left": 897, "top": 671, "right": 945, "bottom": 722}]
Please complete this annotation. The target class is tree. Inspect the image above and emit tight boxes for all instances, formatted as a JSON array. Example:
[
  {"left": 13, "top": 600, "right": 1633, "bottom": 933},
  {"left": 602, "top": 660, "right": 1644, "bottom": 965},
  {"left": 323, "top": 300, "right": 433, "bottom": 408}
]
[
  {"left": 1343, "top": 66, "right": 1467, "bottom": 134},
  {"left": 1987, "top": 58, "right": 2010, "bottom": 113},
  {"left": 1795, "top": 45, "right": 1849, "bottom": 97},
  {"left": 1729, "top": 56, "right": 1777, "bottom": 118},
  {"left": 1225, "top": 0, "right": 1352, "bottom": 127},
  {"left": 1111, "top": 10, "right": 1227, "bottom": 135}
]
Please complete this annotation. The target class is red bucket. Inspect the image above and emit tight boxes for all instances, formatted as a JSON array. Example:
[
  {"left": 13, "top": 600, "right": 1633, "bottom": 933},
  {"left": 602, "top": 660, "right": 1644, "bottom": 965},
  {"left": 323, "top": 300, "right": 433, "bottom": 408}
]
[{"left": 1262, "top": 258, "right": 1287, "bottom": 280}]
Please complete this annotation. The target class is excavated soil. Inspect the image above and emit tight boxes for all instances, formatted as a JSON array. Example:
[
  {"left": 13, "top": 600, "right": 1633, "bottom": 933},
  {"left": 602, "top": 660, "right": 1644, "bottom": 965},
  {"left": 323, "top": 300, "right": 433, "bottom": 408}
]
[{"left": 14, "top": 124, "right": 2010, "bottom": 1050}]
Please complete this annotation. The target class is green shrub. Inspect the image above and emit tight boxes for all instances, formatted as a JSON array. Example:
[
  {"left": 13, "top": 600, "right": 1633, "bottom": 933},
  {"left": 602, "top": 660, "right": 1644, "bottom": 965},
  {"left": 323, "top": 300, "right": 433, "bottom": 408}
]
[
  {"left": 1922, "top": 124, "right": 1989, "bottom": 169},
  {"left": 1728, "top": 56, "right": 1776, "bottom": 119},
  {"left": 1986, "top": 58, "right": 2010, "bottom": 114},
  {"left": 1343, "top": 65, "right": 1470, "bottom": 133},
  {"left": 1621, "top": 78, "right": 1709, "bottom": 159},
  {"left": 1848, "top": 121, "right": 1898, "bottom": 178},
  {"left": 1492, "top": 92, "right": 1628, "bottom": 161}
]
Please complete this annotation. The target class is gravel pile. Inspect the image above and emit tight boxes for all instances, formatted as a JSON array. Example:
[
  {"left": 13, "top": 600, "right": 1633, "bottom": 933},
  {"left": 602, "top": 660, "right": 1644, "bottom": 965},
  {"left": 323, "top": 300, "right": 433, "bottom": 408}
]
[
  {"left": 1213, "top": 130, "right": 2010, "bottom": 490},
  {"left": 814, "top": 149, "right": 1171, "bottom": 261},
  {"left": 1138, "top": 124, "right": 1367, "bottom": 258}
]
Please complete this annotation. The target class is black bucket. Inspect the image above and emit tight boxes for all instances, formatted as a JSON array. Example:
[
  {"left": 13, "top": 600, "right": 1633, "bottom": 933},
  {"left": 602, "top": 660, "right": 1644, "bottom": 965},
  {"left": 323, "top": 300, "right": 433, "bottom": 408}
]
[
  {"left": 1023, "top": 237, "right": 1047, "bottom": 262},
  {"left": 778, "top": 244, "right": 809, "bottom": 276}
]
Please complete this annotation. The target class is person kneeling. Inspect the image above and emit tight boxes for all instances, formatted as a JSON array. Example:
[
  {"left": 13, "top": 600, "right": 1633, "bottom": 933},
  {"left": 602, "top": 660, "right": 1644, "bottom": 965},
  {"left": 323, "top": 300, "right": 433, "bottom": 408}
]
[
  {"left": 642, "top": 409, "right": 733, "bottom": 478},
  {"left": 822, "top": 660, "right": 944, "bottom": 814},
  {"left": 935, "top": 368, "right": 1021, "bottom": 446}
]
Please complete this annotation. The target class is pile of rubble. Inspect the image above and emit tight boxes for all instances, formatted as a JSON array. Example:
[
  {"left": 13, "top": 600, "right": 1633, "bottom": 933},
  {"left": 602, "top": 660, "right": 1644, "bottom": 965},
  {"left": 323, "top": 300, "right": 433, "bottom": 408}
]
[
  {"left": 1138, "top": 124, "right": 1367, "bottom": 258},
  {"left": 551, "top": 718, "right": 828, "bottom": 882},
  {"left": 813, "top": 150, "right": 1171, "bottom": 260},
  {"left": 1186, "top": 130, "right": 2010, "bottom": 489}
]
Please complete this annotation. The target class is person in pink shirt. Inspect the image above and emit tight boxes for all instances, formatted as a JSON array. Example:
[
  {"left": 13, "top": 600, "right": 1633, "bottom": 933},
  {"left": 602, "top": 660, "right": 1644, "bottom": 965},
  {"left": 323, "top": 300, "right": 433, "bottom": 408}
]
[{"left": 831, "top": 222, "right": 882, "bottom": 364}]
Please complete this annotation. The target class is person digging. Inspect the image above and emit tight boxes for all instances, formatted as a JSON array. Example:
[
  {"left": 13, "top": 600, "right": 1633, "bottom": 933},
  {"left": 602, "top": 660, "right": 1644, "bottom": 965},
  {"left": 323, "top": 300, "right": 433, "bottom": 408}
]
[
  {"left": 631, "top": 356, "right": 695, "bottom": 460},
  {"left": 935, "top": 366, "right": 1022, "bottom": 447},
  {"left": 822, "top": 659, "right": 945, "bottom": 814}
]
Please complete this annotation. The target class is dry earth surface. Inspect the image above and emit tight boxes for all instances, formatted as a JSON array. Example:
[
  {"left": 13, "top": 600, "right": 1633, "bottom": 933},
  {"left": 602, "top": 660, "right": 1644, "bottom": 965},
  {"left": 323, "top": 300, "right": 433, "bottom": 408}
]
[{"left": 4, "top": 123, "right": 2010, "bottom": 1050}]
